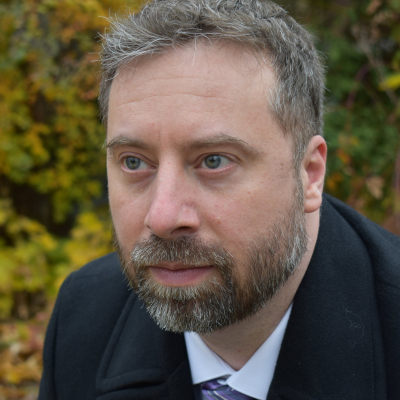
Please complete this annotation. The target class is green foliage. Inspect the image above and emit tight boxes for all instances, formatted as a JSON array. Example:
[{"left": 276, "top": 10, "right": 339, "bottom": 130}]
[
  {"left": 0, "top": 0, "right": 142, "bottom": 320},
  {"left": 280, "top": 0, "right": 400, "bottom": 222}
]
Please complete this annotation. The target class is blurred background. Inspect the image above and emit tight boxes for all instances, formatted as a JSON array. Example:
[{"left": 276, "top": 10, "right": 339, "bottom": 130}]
[{"left": 0, "top": 0, "right": 399, "bottom": 398}]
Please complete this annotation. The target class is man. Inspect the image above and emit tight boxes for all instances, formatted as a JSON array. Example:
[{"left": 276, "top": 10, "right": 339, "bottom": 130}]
[{"left": 39, "top": 0, "right": 400, "bottom": 399}]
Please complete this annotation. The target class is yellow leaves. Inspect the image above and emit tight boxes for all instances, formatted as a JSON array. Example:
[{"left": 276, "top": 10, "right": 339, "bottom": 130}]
[
  {"left": 380, "top": 73, "right": 400, "bottom": 90},
  {"left": 45, "top": 0, "right": 125, "bottom": 44},
  {"left": 64, "top": 211, "right": 113, "bottom": 271},
  {"left": 28, "top": 169, "right": 57, "bottom": 192},
  {"left": 0, "top": 297, "right": 13, "bottom": 324},
  {"left": 19, "top": 123, "right": 50, "bottom": 166},
  {"left": 0, "top": 254, "right": 17, "bottom": 292},
  {"left": 336, "top": 148, "right": 351, "bottom": 165},
  {"left": 338, "top": 133, "right": 360, "bottom": 149},
  {"left": 0, "top": 355, "right": 41, "bottom": 386},
  {"left": 0, "top": 197, "right": 113, "bottom": 313},
  {"left": 0, "top": 200, "right": 58, "bottom": 316},
  {"left": 326, "top": 171, "right": 344, "bottom": 192},
  {"left": 0, "top": 0, "right": 111, "bottom": 219},
  {"left": 5, "top": 215, "right": 55, "bottom": 251},
  {"left": 0, "top": 199, "right": 14, "bottom": 227},
  {"left": 0, "top": 316, "right": 50, "bottom": 399},
  {"left": 0, "top": 0, "right": 122, "bottom": 394},
  {"left": 0, "top": 200, "right": 11, "bottom": 226},
  {"left": 365, "top": 175, "right": 385, "bottom": 199}
]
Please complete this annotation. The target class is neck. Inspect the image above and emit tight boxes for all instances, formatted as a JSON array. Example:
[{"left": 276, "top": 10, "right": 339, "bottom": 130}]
[{"left": 199, "top": 209, "right": 320, "bottom": 370}]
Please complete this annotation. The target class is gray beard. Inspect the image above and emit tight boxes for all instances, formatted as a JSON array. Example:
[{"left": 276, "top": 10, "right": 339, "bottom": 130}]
[{"left": 114, "top": 181, "right": 308, "bottom": 334}]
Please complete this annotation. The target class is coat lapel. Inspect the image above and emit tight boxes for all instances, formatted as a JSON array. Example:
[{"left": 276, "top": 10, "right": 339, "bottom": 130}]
[
  {"left": 268, "top": 198, "right": 386, "bottom": 400},
  {"left": 95, "top": 291, "right": 195, "bottom": 400}
]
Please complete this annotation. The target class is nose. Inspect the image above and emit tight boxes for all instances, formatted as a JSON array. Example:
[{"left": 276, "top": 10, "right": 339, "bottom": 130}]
[{"left": 144, "top": 168, "right": 201, "bottom": 239}]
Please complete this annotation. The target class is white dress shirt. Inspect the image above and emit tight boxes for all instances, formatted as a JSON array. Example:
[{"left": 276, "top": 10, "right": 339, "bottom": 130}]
[{"left": 184, "top": 305, "right": 292, "bottom": 400}]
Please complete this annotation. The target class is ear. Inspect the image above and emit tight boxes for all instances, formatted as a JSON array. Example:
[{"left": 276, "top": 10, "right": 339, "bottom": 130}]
[{"left": 301, "top": 135, "right": 327, "bottom": 214}]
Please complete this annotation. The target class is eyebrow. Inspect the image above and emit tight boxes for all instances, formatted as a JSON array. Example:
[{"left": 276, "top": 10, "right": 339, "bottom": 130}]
[
  {"left": 185, "top": 133, "right": 263, "bottom": 158},
  {"left": 106, "top": 133, "right": 263, "bottom": 158},
  {"left": 106, "top": 136, "right": 151, "bottom": 155}
]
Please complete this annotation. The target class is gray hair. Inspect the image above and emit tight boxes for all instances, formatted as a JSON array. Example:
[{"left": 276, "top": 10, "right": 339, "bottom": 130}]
[{"left": 99, "top": 0, "right": 325, "bottom": 168}]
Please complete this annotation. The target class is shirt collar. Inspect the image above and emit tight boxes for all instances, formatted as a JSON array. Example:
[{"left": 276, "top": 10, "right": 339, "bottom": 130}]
[{"left": 184, "top": 305, "right": 292, "bottom": 400}]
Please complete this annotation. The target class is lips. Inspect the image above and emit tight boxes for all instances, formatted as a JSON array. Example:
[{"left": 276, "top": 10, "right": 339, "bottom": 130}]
[
  {"left": 150, "top": 262, "right": 212, "bottom": 271},
  {"left": 148, "top": 264, "right": 214, "bottom": 286}
]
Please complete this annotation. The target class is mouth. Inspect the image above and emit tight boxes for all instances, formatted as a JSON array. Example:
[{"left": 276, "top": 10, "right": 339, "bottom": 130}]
[{"left": 148, "top": 263, "right": 214, "bottom": 286}]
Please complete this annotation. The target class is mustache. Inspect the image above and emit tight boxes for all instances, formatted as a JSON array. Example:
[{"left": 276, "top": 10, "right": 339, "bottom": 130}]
[{"left": 129, "top": 234, "right": 234, "bottom": 270}]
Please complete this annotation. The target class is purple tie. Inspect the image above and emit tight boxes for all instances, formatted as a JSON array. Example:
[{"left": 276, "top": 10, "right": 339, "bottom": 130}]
[{"left": 201, "top": 378, "right": 257, "bottom": 399}]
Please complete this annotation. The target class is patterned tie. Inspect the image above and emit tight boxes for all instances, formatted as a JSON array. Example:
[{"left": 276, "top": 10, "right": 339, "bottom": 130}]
[{"left": 201, "top": 378, "right": 257, "bottom": 399}]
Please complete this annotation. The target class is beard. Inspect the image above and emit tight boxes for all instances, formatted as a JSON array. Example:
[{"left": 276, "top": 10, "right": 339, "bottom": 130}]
[{"left": 114, "top": 179, "right": 308, "bottom": 334}]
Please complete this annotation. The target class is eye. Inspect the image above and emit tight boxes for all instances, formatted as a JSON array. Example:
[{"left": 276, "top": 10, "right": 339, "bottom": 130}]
[
  {"left": 201, "top": 155, "right": 231, "bottom": 169},
  {"left": 123, "top": 156, "right": 149, "bottom": 170}
]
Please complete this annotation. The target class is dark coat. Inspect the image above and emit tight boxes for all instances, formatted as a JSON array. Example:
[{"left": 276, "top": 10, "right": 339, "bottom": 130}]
[{"left": 38, "top": 195, "right": 400, "bottom": 400}]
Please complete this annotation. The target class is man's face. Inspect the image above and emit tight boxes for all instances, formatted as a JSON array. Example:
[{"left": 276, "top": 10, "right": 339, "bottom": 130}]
[{"left": 107, "top": 42, "right": 308, "bottom": 333}]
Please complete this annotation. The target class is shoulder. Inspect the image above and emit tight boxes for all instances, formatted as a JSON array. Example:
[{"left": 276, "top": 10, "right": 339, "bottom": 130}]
[
  {"left": 322, "top": 194, "right": 400, "bottom": 270},
  {"left": 40, "top": 254, "right": 134, "bottom": 398},
  {"left": 58, "top": 252, "right": 129, "bottom": 304},
  {"left": 321, "top": 195, "right": 400, "bottom": 395},
  {"left": 56, "top": 252, "right": 132, "bottom": 333},
  {"left": 322, "top": 194, "right": 400, "bottom": 312},
  {"left": 323, "top": 194, "right": 400, "bottom": 249}
]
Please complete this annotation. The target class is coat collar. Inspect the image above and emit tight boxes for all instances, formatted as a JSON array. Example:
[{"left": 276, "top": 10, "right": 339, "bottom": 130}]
[
  {"left": 95, "top": 197, "right": 385, "bottom": 400},
  {"left": 268, "top": 197, "right": 385, "bottom": 400},
  {"left": 95, "top": 291, "right": 195, "bottom": 400}
]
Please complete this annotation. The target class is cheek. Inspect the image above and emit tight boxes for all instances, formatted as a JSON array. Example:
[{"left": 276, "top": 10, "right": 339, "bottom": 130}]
[
  {"left": 216, "top": 183, "right": 289, "bottom": 223},
  {"left": 202, "top": 176, "right": 295, "bottom": 249}
]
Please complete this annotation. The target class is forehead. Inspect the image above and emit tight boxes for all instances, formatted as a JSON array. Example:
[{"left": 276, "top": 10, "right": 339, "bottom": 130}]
[{"left": 109, "top": 40, "right": 276, "bottom": 113}]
